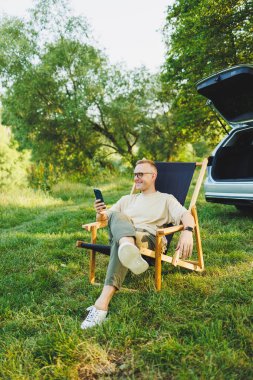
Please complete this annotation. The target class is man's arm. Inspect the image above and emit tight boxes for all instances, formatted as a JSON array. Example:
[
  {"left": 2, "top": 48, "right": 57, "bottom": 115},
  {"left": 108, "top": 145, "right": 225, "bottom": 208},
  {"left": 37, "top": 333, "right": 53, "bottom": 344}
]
[{"left": 176, "top": 211, "right": 195, "bottom": 259}]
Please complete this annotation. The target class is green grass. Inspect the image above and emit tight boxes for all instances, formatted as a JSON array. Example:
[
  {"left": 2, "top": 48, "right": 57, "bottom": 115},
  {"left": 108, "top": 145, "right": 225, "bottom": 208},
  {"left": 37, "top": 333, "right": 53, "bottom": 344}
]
[{"left": 0, "top": 178, "right": 252, "bottom": 379}]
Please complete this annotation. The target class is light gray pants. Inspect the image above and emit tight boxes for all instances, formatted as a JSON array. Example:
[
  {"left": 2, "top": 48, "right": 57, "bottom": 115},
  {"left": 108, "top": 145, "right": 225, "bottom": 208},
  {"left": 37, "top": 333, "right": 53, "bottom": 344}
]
[{"left": 104, "top": 211, "right": 155, "bottom": 289}]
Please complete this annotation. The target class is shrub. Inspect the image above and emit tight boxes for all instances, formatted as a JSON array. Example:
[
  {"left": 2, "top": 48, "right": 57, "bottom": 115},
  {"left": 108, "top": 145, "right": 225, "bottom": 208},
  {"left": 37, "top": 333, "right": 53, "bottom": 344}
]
[
  {"left": 0, "top": 125, "right": 30, "bottom": 190},
  {"left": 28, "top": 162, "right": 60, "bottom": 191}
]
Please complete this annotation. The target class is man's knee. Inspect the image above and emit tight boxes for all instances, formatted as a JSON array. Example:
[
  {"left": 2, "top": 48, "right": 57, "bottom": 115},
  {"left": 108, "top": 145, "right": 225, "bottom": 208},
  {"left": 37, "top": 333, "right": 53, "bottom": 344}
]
[
  {"left": 108, "top": 211, "right": 132, "bottom": 224},
  {"left": 108, "top": 211, "right": 136, "bottom": 242}
]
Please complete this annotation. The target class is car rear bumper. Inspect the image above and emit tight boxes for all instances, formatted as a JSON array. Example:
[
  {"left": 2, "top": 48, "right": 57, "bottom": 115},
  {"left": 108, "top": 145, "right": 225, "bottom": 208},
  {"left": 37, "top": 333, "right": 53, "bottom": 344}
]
[{"left": 204, "top": 179, "right": 253, "bottom": 205}]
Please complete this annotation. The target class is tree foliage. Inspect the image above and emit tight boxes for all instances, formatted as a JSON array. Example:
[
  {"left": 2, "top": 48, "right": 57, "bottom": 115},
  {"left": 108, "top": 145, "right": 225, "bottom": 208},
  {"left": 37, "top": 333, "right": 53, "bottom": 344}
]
[
  {"left": 0, "top": 0, "right": 155, "bottom": 170},
  {"left": 161, "top": 0, "right": 253, "bottom": 141},
  {"left": 1, "top": 0, "right": 250, "bottom": 172}
]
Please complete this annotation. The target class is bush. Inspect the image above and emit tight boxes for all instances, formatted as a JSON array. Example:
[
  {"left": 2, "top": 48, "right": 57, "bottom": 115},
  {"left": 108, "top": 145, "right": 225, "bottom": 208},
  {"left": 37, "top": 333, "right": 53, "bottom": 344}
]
[
  {"left": 28, "top": 162, "right": 60, "bottom": 191},
  {"left": 0, "top": 125, "right": 30, "bottom": 190}
]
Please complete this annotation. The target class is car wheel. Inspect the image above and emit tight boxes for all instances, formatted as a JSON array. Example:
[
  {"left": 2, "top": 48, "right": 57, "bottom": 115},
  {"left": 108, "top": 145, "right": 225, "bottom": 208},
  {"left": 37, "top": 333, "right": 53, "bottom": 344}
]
[{"left": 235, "top": 205, "right": 253, "bottom": 215}]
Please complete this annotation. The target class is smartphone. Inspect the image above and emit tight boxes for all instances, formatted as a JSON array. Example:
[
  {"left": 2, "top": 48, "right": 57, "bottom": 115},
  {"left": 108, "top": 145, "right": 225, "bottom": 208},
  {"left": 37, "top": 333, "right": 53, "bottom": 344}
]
[{"left": 93, "top": 188, "right": 104, "bottom": 203}]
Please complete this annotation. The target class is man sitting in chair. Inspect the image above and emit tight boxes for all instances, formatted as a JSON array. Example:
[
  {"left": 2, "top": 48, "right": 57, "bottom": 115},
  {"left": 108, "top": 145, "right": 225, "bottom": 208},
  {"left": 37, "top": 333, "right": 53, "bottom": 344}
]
[{"left": 81, "top": 159, "right": 195, "bottom": 329}]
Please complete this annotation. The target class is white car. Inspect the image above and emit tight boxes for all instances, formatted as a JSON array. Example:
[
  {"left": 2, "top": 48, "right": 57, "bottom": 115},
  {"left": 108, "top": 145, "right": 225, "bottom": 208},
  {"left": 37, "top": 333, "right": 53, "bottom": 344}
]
[{"left": 197, "top": 64, "right": 253, "bottom": 213}]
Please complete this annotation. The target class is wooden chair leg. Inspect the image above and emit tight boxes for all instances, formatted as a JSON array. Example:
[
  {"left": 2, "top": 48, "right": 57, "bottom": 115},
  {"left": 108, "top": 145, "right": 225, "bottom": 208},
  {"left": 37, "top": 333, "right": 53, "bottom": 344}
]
[
  {"left": 155, "top": 234, "right": 163, "bottom": 291},
  {"left": 89, "top": 226, "right": 97, "bottom": 284},
  {"left": 192, "top": 206, "right": 204, "bottom": 270}
]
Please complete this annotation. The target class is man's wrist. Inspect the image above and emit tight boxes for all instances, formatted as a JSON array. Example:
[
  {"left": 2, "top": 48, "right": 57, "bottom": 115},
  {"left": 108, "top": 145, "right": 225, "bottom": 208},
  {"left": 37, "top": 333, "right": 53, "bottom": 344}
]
[{"left": 96, "top": 212, "right": 107, "bottom": 221}]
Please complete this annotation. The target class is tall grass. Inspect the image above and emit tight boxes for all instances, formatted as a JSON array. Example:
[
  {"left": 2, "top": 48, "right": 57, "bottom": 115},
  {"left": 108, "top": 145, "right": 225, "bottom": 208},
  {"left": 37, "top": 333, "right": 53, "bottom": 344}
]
[{"left": 0, "top": 179, "right": 252, "bottom": 379}]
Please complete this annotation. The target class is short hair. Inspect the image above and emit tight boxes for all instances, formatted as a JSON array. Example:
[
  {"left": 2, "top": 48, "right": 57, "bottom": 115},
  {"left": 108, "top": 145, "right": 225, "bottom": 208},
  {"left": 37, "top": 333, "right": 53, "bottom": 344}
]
[{"left": 135, "top": 159, "right": 157, "bottom": 173}]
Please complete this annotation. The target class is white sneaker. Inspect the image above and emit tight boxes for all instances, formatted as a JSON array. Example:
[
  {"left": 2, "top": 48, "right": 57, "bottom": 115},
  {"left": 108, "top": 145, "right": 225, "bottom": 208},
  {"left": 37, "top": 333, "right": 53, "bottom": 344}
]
[
  {"left": 118, "top": 242, "right": 149, "bottom": 275},
  {"left": 81, "top": 306, "right": 108, "bottom": 330}
]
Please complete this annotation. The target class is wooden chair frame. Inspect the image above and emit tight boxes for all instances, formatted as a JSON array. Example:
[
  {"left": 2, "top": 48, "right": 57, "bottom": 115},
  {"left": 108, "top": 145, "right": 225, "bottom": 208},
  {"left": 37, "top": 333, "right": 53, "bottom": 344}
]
[{"left": 77, "top": 159, "right": 208, "bottom": 291}]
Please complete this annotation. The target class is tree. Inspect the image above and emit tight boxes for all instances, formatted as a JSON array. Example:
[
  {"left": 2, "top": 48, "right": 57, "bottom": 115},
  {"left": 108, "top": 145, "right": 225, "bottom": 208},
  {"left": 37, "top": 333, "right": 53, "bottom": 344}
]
[
  {"left": 1, "top": 37, "right": 109, "bottom": 172},
  {"left": 89, "top": 67, "right": 154, "bottom": 166},
  {"left": 0, "top": 0, "right": 156, "bottom": 171},
  {"left": 161, "top": 0, "right": 253, "bottom": 142}
]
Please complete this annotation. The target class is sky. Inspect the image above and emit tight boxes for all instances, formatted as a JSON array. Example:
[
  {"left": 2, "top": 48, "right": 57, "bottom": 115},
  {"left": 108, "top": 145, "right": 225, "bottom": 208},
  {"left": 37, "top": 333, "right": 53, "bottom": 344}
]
[{"left": 0, "top": 0, "right": 173, "bottom": 72}]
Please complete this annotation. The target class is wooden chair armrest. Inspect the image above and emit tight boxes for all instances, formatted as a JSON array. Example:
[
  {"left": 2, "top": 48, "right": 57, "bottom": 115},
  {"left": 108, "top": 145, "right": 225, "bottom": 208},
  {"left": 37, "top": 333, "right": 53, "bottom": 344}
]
[
  {"left": 156, "top": 224, "right": 184, "bottom": 236},
  {"left": 82, "top": 220, "right": 108, "bottom": 231}
]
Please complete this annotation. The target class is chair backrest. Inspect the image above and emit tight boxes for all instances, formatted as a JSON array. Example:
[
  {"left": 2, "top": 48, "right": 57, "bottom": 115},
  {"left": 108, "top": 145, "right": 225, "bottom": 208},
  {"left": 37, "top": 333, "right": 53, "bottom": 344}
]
[
  {"left": 153, "top": 162, "right": 196, "bottom": 250},
  {"left": 155, "top": 162, "right": 196, "bottom": 206}
]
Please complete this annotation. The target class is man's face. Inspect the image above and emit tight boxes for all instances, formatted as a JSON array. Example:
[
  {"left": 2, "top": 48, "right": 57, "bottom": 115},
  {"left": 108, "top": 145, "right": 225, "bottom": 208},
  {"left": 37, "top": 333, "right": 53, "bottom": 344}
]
[{"left": 134, "top": 163, "right": 157, "bottom": 192}]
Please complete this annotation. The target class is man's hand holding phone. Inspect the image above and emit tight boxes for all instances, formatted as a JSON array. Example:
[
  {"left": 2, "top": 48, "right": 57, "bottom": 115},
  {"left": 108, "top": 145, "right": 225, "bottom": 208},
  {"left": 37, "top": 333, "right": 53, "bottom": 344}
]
[
  {"left": 94, "top": 199, "right": 106, "bottom": 214},
  {"left": 93, "top": 189, "right": 107, "bottom": 220}
]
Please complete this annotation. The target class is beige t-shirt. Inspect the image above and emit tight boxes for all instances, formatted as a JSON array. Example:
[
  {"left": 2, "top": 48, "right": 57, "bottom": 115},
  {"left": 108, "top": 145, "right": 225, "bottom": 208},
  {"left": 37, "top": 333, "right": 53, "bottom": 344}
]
[{"left": 106, "top": 191, "right": 188, "bottom": 235}]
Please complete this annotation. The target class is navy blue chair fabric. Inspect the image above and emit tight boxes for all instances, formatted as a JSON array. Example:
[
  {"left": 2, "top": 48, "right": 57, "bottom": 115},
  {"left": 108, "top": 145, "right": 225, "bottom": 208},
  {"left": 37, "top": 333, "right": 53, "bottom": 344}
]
[
  {"left": 155, "top": 162, "right": 196, "bottom": 204},
  {"left": 78, "top": 242, "right": 110, "bottom": 255},
  {"left": 79, "top": 162, "right": 196, "bottom": 257}
]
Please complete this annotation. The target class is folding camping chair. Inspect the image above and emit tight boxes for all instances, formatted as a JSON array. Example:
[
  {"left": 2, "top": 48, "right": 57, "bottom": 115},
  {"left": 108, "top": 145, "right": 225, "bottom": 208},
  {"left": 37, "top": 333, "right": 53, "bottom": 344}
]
[{"left": 76, "top": 159, "right": 208, "bottom": 291}]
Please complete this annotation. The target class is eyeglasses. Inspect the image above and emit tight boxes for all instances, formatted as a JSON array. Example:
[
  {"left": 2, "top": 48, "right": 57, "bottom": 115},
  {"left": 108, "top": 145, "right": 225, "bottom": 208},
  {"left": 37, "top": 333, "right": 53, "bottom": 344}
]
[{"left": 134, "top": 172, "right": 153, "bottom": 179}]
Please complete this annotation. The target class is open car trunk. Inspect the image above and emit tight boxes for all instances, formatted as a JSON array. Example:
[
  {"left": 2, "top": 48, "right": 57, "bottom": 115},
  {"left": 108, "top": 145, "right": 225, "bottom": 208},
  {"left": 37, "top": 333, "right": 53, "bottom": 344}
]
[
  {"left": 197, "top": 65, "right": 253, "bottom": 181},
  {"left": 197, "top": 65, "right": 253, "bottom": 126},
  {"left": 211, "top": 128, "right": 253, "bottom": 181}
]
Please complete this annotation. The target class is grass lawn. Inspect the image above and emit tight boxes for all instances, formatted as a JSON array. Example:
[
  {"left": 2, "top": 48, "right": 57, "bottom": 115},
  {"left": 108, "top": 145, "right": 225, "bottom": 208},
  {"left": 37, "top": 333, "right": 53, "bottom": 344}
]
[{"left": 0, "top": 177, "right": 252, "bottom": 379}]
